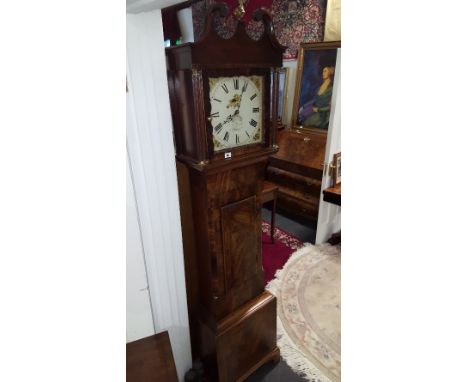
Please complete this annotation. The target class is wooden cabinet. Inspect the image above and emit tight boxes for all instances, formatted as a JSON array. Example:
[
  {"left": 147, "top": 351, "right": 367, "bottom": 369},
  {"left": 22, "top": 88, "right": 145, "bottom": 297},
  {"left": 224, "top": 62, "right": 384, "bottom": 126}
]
[{"left": 267, "top": 129, "right": 326, "bottom": 222}]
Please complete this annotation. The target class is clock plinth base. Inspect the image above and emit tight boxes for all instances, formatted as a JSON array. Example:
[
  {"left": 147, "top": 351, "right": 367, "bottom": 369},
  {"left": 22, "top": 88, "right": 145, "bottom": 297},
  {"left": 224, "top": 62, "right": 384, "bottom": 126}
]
[{"left": 199, "top": 291, "right": 278, "bottom": 382}]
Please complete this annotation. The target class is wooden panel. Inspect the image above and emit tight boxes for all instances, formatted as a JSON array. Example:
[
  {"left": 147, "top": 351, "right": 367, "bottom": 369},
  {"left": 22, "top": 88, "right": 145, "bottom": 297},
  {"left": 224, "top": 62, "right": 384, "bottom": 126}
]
[
  {"left": 126, "top": 331, "right": 178, "bottom": 382},
  {"left": 221, "top": 196, "right": 260, "bottom": 289},
  {"left": 323, "top": 183, "right": 341, "bottom": 206},
  {"left": 277, "top": 189, "right": 319, "bottom": 222},
  {"left": 267, "top": 166, "right": 321, "bottom": 195},
  {"left": 266, "top": 128, "right": 326, "bottom": 222},
  {"left": 176, "top": 161, "right": 201, "bottom": 358},
  {"left": 216, "top": 292, "right": 278, "bottom": 382},
  {"left": 205, "top": 163, "right": 265, "bottom": 317},
  {"left": 273, "top": 129, "right": 327, "bottom": 172}
]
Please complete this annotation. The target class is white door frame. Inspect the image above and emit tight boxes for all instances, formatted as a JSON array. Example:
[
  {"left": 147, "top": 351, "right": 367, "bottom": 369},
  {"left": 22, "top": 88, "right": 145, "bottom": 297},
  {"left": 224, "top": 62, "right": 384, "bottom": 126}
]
[
  {"left": 316, "top": 49, "right": 341, "bottom": 244},
  {"left": 126, "top": 10, "right": 191, "bottom": 381}
]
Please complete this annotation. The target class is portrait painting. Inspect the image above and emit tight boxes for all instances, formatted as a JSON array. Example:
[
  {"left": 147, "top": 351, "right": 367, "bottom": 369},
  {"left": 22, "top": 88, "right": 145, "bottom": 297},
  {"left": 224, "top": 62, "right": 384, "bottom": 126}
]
[{"left": 291, "top": 42, "right": 340, "bottom": 132}]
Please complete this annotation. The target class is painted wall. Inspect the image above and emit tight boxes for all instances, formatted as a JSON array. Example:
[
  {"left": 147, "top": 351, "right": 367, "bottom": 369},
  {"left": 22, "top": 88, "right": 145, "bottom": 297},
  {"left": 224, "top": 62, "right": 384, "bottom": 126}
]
[
  {"left": 126, "top": 151, "right": 155, "bottom": 342},
  {"left": 126, "top": 9, "right": 192, "bottom": 381}
]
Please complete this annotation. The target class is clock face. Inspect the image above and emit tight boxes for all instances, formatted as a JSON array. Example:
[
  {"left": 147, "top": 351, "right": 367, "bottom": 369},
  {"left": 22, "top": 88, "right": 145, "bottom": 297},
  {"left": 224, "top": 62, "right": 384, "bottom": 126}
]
[{"left": 209, "top": 75, "right": 263, "bottom": 152}]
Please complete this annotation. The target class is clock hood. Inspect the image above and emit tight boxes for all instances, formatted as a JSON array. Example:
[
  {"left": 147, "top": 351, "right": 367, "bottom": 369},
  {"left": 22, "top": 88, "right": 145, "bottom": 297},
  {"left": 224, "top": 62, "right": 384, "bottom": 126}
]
[{"left": 166, "top": 2, "right": 285, "bottom": 70}]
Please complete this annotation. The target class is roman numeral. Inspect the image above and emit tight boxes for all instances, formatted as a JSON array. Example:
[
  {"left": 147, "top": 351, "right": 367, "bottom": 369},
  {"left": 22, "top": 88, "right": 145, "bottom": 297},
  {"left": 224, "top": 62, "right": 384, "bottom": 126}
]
[
  {"left": 233, "top": 78, "right": 239, "bottom": 90},
  {"left": 249, "top": 119, "right": 257, "bottom": 127},
  {"left": 242, "top": 81, "right": 248, "bottom": 92},
  {"left": 210, "top": 112, "right": 219, "bottom": 118},
  {"left": 213, "top": 98, "right": 222, "bottom": 102},
  {"left": 250, "top": 93, "right": 257, "bottom": 101},
  {"left": 236, "top": 134, "right": 240, "bottom": 144},
  {"left": 214, "top": 123, "right": 223, "bottom": 134},
  {"left": 252, "top": 107, "right": 259, "bottom": 113},
  {"left": 245, "top": 131, "right": 250, "bottom": 138},
  {"left": 223, "top": 131, "right": 230, "bottom": 142},
  {"left": 221, "top": 83, "right": 229, "bottom": 93}
]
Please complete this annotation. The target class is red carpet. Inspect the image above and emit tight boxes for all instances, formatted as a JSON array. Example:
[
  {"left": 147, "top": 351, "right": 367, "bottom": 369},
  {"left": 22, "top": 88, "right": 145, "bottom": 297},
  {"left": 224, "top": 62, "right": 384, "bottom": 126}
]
[{"left": 261, "top": 221, "right": 304, "bottom": 285}]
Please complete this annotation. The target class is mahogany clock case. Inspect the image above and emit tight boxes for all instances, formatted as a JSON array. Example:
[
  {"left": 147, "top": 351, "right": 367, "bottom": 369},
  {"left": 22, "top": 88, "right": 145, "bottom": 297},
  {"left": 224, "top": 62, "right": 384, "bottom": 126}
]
[{"left": 166, "top": 4, "right": 285, "bottom": 381}]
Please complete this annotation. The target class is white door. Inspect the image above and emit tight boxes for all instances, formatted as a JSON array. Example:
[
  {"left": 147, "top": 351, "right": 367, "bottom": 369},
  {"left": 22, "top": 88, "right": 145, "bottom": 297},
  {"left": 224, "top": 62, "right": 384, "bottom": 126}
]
[{"left": 315, "top": 49, "right": 341, "bottom": 244}]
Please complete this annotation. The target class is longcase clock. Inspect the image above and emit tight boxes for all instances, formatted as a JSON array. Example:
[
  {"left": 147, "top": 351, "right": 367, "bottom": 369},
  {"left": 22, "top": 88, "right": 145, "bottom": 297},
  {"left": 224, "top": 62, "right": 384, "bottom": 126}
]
[{"left": 166, "top": 4, "right": 285, "bottom": 381}]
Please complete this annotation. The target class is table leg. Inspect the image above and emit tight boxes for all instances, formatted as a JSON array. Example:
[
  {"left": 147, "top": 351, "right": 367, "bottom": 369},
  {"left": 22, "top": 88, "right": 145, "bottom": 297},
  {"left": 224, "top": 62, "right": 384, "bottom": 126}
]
[{"left": 271, "top": 198, "right": 276, "bottom": 244}]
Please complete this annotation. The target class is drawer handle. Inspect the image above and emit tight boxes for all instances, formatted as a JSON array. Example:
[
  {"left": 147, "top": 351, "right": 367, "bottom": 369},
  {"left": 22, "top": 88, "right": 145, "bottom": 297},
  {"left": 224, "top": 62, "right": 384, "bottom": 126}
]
[{"left": 303, "top": 137, "right": 310, "bottom": 142}]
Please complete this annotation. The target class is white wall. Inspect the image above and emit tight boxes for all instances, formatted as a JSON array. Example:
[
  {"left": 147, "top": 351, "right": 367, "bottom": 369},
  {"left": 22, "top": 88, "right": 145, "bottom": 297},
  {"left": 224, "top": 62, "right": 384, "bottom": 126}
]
[
  {"left": 126, "top": 9, "right": 192, "bottom": 381},
  {"left": 126, "top": 152, "right": 155, "bottom": 342}
]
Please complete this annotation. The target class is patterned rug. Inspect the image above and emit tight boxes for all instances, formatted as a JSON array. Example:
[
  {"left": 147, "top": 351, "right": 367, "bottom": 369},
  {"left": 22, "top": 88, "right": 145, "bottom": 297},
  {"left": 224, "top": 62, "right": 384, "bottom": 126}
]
[
  {"left": 261, "top": 221, "right": 304, "bottom": 285},
  {"left": 267, "top": 244, "right": 341, "bottom": 382}
]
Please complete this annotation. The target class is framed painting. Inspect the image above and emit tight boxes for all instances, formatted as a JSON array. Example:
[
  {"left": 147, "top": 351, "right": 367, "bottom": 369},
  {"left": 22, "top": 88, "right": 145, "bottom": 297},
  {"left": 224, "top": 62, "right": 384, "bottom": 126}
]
[
  {"left": 291, "top": 41, "right": 340, "bottom": 133},
  {"left": 277, "top": 68, "right": 289, "bottom": 126}
]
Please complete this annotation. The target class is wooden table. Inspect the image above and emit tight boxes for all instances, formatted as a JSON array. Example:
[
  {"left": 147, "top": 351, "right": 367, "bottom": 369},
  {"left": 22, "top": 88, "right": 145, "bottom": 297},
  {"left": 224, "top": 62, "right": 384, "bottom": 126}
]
[
  {"left": 261, "top": 180, "right": 279, "bottom": 243},
  {"left": 323, "top": 183, "right": 341, "bottom": 245},
  {"left": 127, "top": 331, "right": 178, "bottom": 382},
  {"left": 323, "top": 183, "right": 341, "bottom": 206}
]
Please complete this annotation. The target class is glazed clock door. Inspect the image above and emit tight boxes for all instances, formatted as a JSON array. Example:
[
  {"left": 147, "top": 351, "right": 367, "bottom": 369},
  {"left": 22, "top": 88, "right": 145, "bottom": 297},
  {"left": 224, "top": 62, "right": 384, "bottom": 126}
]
[{"left": 206, "top": 73, "right": 268, "bottom": 154}]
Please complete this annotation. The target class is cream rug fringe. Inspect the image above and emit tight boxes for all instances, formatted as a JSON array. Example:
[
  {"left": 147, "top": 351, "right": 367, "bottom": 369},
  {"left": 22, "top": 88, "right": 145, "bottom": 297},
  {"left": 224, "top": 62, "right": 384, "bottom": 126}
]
[{"left": 266, "top": 243, "right": 335, "bottom": 382}]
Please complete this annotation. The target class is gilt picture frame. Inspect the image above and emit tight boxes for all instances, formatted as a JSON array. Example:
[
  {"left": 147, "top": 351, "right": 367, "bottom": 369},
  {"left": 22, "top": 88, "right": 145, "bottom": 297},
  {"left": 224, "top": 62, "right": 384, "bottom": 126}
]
[
  {"left": 333, "top": 151, "right": 341, "bottom": 186},
  {"left": 291, "top": 41, "right": 340, "bottom": 133},
  {"left": 270, "top": 67, "right": 289, "bottom": 128},
  {"left": 278, "top": 67, "right": 289, "bottom": 126}
]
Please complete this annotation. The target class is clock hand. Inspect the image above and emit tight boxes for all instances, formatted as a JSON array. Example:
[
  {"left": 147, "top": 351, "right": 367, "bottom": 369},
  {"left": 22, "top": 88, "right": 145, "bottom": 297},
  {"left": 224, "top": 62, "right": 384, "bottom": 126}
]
[
  {"left": 221, "top": 113, "right": 234, "bottom": 126},
  {"left": 236, "top": 84, "right": 246, "bottom": 112}
]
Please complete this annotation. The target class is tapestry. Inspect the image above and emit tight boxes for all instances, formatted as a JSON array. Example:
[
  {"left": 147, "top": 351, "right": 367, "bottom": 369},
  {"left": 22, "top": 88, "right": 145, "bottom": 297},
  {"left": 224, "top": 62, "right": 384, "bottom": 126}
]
[{"left": 192, "top": 0, "right": 326, "bottom": 60}]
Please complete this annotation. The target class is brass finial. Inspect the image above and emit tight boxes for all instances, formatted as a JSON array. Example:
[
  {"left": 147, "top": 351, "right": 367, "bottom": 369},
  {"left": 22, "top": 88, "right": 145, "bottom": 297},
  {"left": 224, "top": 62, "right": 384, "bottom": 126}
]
[{"left": 233, "top": 0, "right": 246, "bottom": 20}]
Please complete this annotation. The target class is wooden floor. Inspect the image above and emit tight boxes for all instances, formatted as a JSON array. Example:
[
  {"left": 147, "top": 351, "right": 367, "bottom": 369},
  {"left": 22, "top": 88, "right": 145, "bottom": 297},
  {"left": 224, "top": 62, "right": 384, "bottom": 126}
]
[{"left": 127, "top": 331, "right": 178, "bottom": 382}]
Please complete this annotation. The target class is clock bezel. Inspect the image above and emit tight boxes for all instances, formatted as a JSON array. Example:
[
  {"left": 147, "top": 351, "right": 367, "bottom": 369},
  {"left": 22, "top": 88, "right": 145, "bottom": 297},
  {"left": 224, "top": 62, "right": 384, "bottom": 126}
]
[{"left": 203, "top": 68, "right": 272, "bottom": 161}]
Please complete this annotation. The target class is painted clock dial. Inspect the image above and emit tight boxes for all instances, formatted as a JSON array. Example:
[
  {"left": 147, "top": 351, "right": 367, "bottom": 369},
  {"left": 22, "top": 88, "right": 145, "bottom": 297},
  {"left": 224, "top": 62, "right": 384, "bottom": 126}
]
[{"left": 209, "top": 75, "right": 264, "bottom": 152}]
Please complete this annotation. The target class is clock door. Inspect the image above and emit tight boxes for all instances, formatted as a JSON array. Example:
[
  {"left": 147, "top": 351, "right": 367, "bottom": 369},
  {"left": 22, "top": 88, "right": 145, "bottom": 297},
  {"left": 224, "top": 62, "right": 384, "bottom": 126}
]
[
  {"left": 220, "top": 195, "right": 263, "bottom": 310},
  {"left": 203, "top": 68, "right": 271, "bottom": 160},
  {"left": 209, "top": 75, "right": 264, "bottom": 151}
]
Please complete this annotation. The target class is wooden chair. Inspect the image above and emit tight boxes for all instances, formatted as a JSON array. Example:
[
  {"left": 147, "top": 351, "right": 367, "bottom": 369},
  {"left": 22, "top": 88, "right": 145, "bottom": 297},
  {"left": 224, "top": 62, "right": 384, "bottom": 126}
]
[{"left": 261, "top": 181, "right": 279, "bottom": 243}]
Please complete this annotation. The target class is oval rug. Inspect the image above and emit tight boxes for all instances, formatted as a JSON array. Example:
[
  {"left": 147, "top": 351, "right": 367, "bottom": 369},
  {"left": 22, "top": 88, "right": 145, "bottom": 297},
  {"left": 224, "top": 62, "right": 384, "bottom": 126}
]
[{"left": 267, "top": 244, "right": 341, "bottom": 382}]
